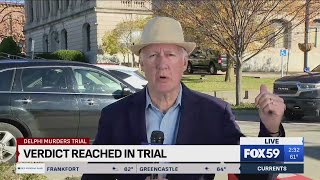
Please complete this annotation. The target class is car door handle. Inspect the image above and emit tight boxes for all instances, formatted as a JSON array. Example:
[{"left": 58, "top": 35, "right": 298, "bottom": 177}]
[
  {"left": 15, "top": 99, "right": 32, "bottom": 104},
  {"left": 84, "top": 99, "right": 95, "bottom": 106}
]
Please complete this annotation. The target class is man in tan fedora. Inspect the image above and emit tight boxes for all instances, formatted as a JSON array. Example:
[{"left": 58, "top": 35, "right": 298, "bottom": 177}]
[{"left": 82, "top": 17, "right": 286, "bottom": 180}]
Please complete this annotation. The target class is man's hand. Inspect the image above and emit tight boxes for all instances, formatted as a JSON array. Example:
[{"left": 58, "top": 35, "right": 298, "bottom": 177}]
[{"left": 255, "top": 84, "right": 286, "bottom": 136}]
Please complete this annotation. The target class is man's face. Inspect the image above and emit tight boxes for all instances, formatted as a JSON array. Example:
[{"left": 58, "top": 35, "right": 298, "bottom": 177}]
[{"left": 140, "top": 44, "right": 188, "bottom": 94}]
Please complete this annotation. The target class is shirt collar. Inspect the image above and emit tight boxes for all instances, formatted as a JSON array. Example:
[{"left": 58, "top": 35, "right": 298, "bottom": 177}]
[{"left": 145, "top": 84, "right": 183, "bottom": 110}]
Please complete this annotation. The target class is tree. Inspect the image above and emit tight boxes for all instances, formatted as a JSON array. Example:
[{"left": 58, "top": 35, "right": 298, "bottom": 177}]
[
  {"left": 101, "top": 31, "right": 121, "bottom": 56},
  {"left": 101, "top": 17, "right": 150, "bottom": 66},
  {"left": 0, "top": 36, "right": 20, "bottom": 55},
  {"left": 153, "top": 0, "right": 320, "bottom": 105}
]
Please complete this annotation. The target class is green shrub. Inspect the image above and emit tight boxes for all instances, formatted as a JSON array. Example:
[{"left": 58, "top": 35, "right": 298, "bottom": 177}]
[
  {"left": 231, "top": 103, "right": 257, "bottom": 110},
  {"left": 35, "top": 52, "right": 57, "bottom": 59},
  {"left": 0, "top": 36, "right": 21, "bottom": 55},
  {"left": 52, "top": 50, "right": 86, "bottom": 62}
]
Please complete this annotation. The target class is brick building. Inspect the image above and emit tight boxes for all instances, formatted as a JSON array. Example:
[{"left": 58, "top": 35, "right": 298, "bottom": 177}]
[{"left": 0, "top": 2, "right": 25, "bottom": 48}]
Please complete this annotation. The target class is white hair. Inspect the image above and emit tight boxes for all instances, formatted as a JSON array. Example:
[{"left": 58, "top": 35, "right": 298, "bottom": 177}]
[{"left": 181, "top": 48, "right": 188, "bottom": 63}]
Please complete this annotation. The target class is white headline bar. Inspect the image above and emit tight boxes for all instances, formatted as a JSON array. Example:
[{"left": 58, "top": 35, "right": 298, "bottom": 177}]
[
  {"left": 16, "top": 163, "right": 241, "bottom": 174},
  {"left": 17, "top": 145, "right": 240, "bottom": 162}
]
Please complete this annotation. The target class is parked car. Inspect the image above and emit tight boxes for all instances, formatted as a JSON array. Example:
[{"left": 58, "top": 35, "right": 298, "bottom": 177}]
[
  {"left": 273, "top": 65, "right": 320, "bottom": 120},
  {"left": 95, "top": 64, "right": 147, "bottom": 90},
  {"left": 187, "top": 48, "right": 227, "bottom": 74},
  {"left": 0, "top": 59, "right": 137, "bottom": 162}
]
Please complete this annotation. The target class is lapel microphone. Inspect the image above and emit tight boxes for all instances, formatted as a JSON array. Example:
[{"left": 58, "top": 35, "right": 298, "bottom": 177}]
[{"left": 150, "top": 130, "right": 164, "bottom": 179}]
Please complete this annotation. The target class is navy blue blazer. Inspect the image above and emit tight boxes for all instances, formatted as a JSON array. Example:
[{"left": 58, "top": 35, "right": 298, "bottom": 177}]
[{"left": 82, "top": 84, "right": 285, "bottom": 180}]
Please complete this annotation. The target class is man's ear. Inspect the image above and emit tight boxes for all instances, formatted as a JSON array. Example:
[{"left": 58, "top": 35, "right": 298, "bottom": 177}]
[
  {"left": 140, "top": 59, "right": 144, "bottom": 72},
  {"left": 183, "top": 57, "right": 188, "bottom": 71}
]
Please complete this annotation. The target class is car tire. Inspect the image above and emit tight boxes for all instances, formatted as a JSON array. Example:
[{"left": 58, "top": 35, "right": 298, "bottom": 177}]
[
  {"left": 187, "top": 63, "right": 193, "bottom": 74},
  {"left": 284, "top": 110, "right": 304, "bottom": 121},
  {"left": 209, "top": 64, "right": 217, "bottom": 75},
  {"left": 0, "top": 123, "right": 23, "bottom": 162}
]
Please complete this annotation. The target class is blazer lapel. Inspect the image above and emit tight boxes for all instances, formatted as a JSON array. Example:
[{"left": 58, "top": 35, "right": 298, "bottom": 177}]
[
  {"left": 176, "top": 84, "right": 200, "bottom": 145},
  {"left": 128, "top": 88, "right": 148, "bottom": 144}
]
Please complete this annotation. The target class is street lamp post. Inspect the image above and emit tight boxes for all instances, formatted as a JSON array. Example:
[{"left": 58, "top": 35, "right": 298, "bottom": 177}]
[{"left": 304, "top": 0, "right": 310, "bottom": 71}]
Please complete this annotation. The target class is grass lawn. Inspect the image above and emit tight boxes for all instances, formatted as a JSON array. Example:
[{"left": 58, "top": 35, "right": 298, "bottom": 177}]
[{"left": 182, "top": 75, "right": 277, "bottom": 92}]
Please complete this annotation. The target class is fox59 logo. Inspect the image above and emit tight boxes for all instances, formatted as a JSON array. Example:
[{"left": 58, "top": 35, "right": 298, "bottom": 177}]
[{"left": 241, "top": 145, "right": 283, "bottom": 162}]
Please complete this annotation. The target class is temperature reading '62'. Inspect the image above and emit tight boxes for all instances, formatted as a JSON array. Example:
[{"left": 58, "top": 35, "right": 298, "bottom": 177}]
[{"left": 124, "top": 167, "right": 134, "bottom": 171}]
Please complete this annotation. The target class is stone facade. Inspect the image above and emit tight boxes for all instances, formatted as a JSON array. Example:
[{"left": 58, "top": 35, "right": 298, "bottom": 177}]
[
  {"left": 0, "top": 2, "right": 25, "bottom": 47},
  {"left": 24, "top": 0, "right": 152, "bottom": 63},
  {"left": 243, "top": 17, "right": 320, "bottom": 72},
  {"left": 24, "top": 1, "right": 320, "bottom": 71}
]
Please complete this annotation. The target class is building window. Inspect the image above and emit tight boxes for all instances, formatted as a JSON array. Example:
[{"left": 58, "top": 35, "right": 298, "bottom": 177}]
[
  {"left": 50, "top": 31, "right": 59, "bottom": 52},
  {"left": 313, "top": 19, "right": 320, "bottom": 48},
  {"left": 43, "top": 34, "right": 48, "bottom": 52},
  {"left": 270, "top": 19, "right": 292, "bottom": 49},
  {"left": 43, "top": 0, "right": 50, "bottom": 18},
  {"left": 53, "top": 1, "right": 59, "bottom": 16},
  {"left": 61, "top": 29, "right": 68, "bottom": 49},
  {"left": 28, "top": 38, "right": 33, "bottom": 53},
  {"left": 309, "top": 27, "right": 318, "bottom": 48},
  {"left": 62, "top": 0, "right": 69, "bottom": 12},
  {"left": 82, "top": 23, "right": 91, "bottom": 52},
  {"left": 29, "top": 0, "right": 34, "bottom": 22}
]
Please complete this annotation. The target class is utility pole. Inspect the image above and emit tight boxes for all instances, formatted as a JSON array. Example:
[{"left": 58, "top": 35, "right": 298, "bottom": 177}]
[
  {"left": 304, "top": 0, "right": 310, "bottom": 71},
  {"left": 130, "top": 14, "right": 135, "bottom": 68}
]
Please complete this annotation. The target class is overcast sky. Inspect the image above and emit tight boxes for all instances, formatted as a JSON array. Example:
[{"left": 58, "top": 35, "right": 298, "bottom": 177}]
[{"left": 0, "top": 0, "right": 24, "bottom": 4}]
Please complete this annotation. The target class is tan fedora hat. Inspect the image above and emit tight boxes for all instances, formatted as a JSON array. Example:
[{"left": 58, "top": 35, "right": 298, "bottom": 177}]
[{"left": 129, "top": 16, "right": 196, "bottom": 56}]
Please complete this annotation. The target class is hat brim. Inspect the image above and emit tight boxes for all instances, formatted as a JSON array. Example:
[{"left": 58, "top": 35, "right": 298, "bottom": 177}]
[{"left": 129, "top": 42, "right": 196, "bottom": 56}]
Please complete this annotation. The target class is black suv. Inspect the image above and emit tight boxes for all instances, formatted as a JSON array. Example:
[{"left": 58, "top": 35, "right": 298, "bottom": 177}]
[
  {"left": 0, "top": 60, "right": 137, "bottom": 162},
  {"left": 274, "top": 65, "right": 320, "bottom": 120},
  {"left": 187, "top": 48, "right": 227, "bottom": 74}
]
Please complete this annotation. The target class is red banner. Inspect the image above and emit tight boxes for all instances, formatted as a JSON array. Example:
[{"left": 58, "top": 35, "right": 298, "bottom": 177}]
[{"left": 16, "top": 138, "right": 90, "bottom": 145}]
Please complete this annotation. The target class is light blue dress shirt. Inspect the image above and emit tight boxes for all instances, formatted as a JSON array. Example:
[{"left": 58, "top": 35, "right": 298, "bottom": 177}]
[{"left": 145, "top": 84, "right": 182, "bottom": 145}]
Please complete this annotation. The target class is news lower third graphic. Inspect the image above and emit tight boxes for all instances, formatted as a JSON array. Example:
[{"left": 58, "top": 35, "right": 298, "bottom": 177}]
[
  {"left": 15, "top": 137, "right": 304, "bottom": 174},
  {"left": 240, "top": 137, "right": 304, "bottom": 162},
  {"left": 15, "top": 163, "right": 304, "bottom": 174}
]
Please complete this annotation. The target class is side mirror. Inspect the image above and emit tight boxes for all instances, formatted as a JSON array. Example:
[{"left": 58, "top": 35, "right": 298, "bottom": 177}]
[{"left": 123, "top": 87, "right": 134, "bottom": 96}]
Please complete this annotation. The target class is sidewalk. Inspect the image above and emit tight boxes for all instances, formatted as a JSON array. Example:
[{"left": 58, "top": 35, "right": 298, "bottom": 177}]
[
  {"left": 202, "top": 71, "right": 299, "bottom": 104},
  {"left": 203, "top": 90, "right": 260, "bottom": 105},
  {"left": 242, "top": 71, "right": 299, "bottom": 78}
]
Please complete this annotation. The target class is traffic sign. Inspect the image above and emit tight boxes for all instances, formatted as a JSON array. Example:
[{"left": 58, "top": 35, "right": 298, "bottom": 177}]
[{"left": 280, "top": 49, "right": 287, "bottom": 56}]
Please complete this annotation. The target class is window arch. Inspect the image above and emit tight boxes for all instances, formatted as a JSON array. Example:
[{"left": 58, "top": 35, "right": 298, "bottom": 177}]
[
  {"left": 61, "top": 29, "right": 68, "bottom": 49},
  {"left": 82, "top": 23, "right": 91, "bottom": 52}
]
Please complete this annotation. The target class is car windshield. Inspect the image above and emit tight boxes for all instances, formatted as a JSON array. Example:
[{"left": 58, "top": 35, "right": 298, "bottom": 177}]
[{"left": 133, "top": 70, "right": 146, "bottom": 80}]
